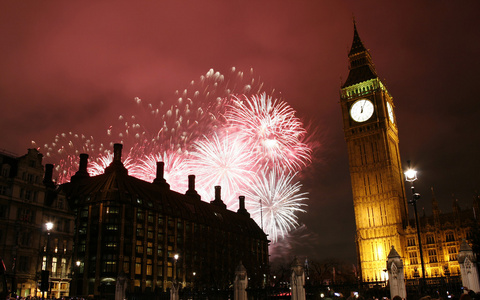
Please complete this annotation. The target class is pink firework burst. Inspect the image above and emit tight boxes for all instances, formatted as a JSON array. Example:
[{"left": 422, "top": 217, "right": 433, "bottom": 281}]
[
  {"left": 32, "top": 68, "right": 314, "bottom": 244},
  {"left": 225, "top": 93, "right": 312, "bottom": 172}
]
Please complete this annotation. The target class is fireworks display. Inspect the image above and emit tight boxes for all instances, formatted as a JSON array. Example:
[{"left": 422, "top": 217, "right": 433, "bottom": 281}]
[{"left": 33, "top": 67, "right": 314, "bottom": 243}]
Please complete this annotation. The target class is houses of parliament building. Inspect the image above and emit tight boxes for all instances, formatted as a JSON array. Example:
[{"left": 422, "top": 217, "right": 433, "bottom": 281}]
[{"left": 340, "top": 22, "right": 479, "bottom": 283}]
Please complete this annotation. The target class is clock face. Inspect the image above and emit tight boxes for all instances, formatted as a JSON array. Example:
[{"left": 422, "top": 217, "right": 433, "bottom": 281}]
[
  {"left": 350, "top": 99, "right": 374, "bottom": 122},
  {"left": 386, "top": 102, "right": 394, "bottom": 124}
]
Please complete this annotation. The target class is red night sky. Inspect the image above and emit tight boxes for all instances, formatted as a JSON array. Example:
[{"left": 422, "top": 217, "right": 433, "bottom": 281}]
[{"left": 1, "top": 1, "right": 480, "bottom": 264}]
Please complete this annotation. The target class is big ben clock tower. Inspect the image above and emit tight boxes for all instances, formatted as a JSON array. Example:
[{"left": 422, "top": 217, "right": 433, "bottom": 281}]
[{"left": 340, "top": 22, "right": 409, "bottom": 282}]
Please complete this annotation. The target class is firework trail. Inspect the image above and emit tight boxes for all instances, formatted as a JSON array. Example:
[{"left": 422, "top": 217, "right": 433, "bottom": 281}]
[{"left": 33, "top": 67, "right": 314, "bottom": 243}]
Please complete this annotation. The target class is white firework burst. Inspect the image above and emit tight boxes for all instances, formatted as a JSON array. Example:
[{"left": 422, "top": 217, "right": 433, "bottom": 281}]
[{"left": 244, "top": 168, "right": 308, "bottom": 242}]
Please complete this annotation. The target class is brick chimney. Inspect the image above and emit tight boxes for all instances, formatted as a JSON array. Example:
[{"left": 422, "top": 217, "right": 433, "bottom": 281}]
[
  {"left": 210, "top": 186, "right": 226, "bottom": 209},
  {"left": 237, "top": 196, "right": 250, "bottom": 217},
  {"left": 185, "top": 175, "right": 200, "bottom": 200},
  {"left": 105, "top": 144, "right": 128, "bottom": 174},
  {"left": 71, "top": 153, "right": 90, "bottom": 182},
  {"left": 153, "top": 161, "right": 170, "bottom": 189}
]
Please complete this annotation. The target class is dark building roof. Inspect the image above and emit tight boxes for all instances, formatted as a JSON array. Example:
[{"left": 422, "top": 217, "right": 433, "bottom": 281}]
[
  {"left": 62, "top": 144, "right": 266, "bottom": 240},
  {"left": 407, "top": 207, "right": 477, "bottom": 230},
  {"left": 342, "top": 22, "right": 379, "bottom": 88}
]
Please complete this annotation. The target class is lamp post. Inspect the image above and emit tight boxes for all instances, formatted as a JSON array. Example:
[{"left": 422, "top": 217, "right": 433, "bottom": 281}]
[
  {"left": 404, "top": 162, "right": 426, "bottom": 291},
  {"left": 42, "top": 222, "right": 53, "bottom": 300},
  {"left": 173, "top": 254, "right": 179, "bottom": 281},
  {"left": 74, "top": 260, "right": 81, "bottom": 297}
]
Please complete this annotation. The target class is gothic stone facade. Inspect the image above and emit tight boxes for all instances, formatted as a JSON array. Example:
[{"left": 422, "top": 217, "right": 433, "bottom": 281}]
[
  {"left": 340, "top": 23, "right": 477, "bottom": 282},
  {"left": 0, "top": 148, "right": 75, "bottom": 299}
]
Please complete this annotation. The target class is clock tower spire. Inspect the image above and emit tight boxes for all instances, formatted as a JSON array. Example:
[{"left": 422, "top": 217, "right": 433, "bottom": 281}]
[
  {"left": 340, "top": 22, "right": 409, "bottom": 282},
  {"left": 343, "top": 21, "right": 378, "bottom": 88}
]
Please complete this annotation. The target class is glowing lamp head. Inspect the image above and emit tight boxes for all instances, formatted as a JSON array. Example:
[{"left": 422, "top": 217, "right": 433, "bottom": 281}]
[
  {"left": 174, "top": 254, "right": 179, "bottom": 260},
  {"left": 45, "top": 222, "right": 54, "bottom": 231},
  {"left": 76, "top": 261, "right": 81, "bottom": 267},
  {"left": 405, "top": 169, "right": 417, "bottom": 182}
]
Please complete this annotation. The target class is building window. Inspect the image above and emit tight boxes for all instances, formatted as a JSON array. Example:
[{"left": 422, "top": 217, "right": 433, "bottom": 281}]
[
  {"left": 25, "top": 190, "right": 32, "bottom": 201},
  {"left": 106, "top": 242, "right": 117, "bottom": 250},
  {"left": 137, "top": 209, "right": 144, "bottom": 221},
  {"left": 103, "top": 261, "right": 116, "bottom": 273},
  {"left": 18, "top": 256, "right": 29, "bottom": 272},
  {"left": 0, "top": 186, "right": 7, "bottom": 196},
  {"left": 449, "top": 247, "right": 458, "bottom": 261},
  {"left": 60, "top": 258, "right": 66, "bottom": 276},
  {"left": 147, "top": 226, "right": 154, "bottom": 239},
  {"left": 146, "top": 259, "right": 153, "bottom": 275},
  {"left": 446, "top": 232, "right": 455, "bottom": 242},
  {"left": 426, "top": 235, "right": 435, "bottom": 244},
  {"left": 106, "top": 224, "right": 118, "bottom": 231},
  {"left": 18, "top": 208, "right": 34, "bottom": 223},
  {"left": 466, "top": 231, "right": 473, "bottom": 240},
  {"left": 135, "top": 258, "right": 142, "bottom": 275},
  {"left": 0, "top": 205, "right": 7, "bottom": 219},
  {"left": 407, "top": 237, "right": 416, "bottom": 247},
  {"left": 57, "top": 198, "right": 64, "bottom": 209},
  {"left": 428, "top": 249, "right": 438, "bottom": 263},
  {"left": 106, "top": 206, "right": 119, "bottom": 214},
  {"left": 1, "top": 165, "right": 10, "bottom": 177},
  {"left": 27, "top": 174, "right": 34, "bottom": 183},
  {"left": 52, "top": 257, "right": 58, "bottom": 275},
  {"left": 136, "top": 241, "right": 143, "bottom": 254},
  {"left": 42, "top": 256, "right": 47, "bottom": 270},
  {"left": 147, "top": 213, "right": 154, "bottom": 224},
  {"left": 157, "top": 261, "right": 163, "bottom": 277},
  {"left": 19, "top": 231, "right": 31, "bottom": 246},
  {"left": 124, "top": 257, "right": 130, "bottom": 274},
  {"left": 409, "top": 251, "right": 418, "bottom": 265},
  {"left": 167, "top": 262, "right": 173, "bottom": 278}
]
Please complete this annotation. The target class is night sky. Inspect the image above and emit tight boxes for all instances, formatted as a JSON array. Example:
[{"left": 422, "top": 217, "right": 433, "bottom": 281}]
[{"left": 1, "top": 1, "right": 480, "bottom": 264}]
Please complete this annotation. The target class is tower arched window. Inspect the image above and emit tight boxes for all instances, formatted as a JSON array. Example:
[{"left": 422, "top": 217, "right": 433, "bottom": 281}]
[
  {"left": 446, "top": 232, "right": 455, "bottom": 242},
  {"left": 426, "top": 234, "right": 435, "bottom": 244}
]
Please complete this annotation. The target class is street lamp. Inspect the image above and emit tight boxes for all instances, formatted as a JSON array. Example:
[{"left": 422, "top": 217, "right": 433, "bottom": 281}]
[
  {"left": 74, "top": 261, "right": 81, "bottom": 297},
  {"left": 404, "top": 162, "right": 426, "bottom": 290},
  {"left": 173, "top": 254, "right": 179, "bottom": 281},
  {"left": 42, "top": 222, "right": 54, "bottom": 300}
]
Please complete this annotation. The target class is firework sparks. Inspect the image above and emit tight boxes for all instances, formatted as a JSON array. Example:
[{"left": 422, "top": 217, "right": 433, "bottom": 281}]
[
  {"left": 244, "top": 168, "right": 308, "bottom": 243},
  {"left": 187, "top": 132, "right": 258, "bottom": 208},
  {"left": 129, "top": 151, "right": 190, "bottom": 192},
  {"left": 225, "top": 93, "right": 312, "bottom": 172},
  {"left": 33, "top": 68, "right": 314, "bottom": 243}
]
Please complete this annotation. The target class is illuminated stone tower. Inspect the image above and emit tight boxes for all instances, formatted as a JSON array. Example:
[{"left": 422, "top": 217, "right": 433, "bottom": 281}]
[{"left": 340, "top": 23, "right": 409, "bottom": 282}]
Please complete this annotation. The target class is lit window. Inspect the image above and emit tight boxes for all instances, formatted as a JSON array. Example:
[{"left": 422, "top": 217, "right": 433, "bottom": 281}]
[
  {"left": 52, "top": 257, "right": 57, "bottom": 274},
  {"left": 135, "top": 258, "right": 142, "bottom": 275}
]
